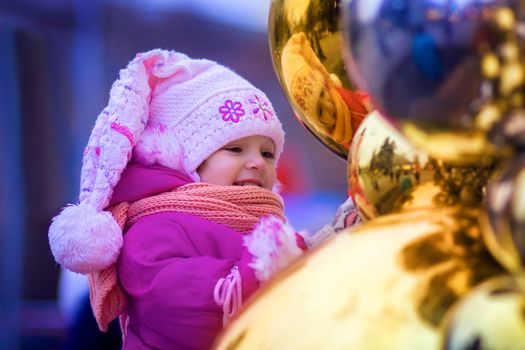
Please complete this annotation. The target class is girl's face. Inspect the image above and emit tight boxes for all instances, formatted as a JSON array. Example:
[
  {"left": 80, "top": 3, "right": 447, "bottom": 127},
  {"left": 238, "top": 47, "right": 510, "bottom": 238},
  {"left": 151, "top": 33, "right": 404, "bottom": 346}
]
[{"left": 197, "top": 135, "right": 277, "bottom": 190}]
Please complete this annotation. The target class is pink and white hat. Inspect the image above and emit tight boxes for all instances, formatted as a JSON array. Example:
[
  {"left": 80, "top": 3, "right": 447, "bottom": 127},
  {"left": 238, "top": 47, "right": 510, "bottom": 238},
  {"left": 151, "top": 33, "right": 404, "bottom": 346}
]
[{"left": 49, "top": 49, "right": 285, "bottom": 274}]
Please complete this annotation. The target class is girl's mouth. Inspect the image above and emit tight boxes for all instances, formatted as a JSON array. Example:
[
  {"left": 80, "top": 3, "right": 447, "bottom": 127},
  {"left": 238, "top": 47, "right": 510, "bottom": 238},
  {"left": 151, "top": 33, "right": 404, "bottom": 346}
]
[{"left": 234, "top": 180, "right": 262, "bottom": 187}]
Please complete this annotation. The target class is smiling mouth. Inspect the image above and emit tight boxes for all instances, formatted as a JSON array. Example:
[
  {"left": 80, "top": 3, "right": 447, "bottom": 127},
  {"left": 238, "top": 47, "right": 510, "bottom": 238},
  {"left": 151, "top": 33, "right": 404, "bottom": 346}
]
[{"left": 234, "top": 181, "right": 263, "bottom": 187}]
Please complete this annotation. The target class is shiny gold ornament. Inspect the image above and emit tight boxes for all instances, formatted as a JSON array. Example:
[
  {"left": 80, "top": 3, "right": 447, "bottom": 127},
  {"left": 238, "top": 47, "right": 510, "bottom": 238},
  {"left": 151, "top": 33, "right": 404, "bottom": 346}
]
[
  {"left": 269, "top": 0, "right": 370, "bottom": 159},
  {"left": 348, "top": 111, "right": 494, "bottom": 219},
  {"left": 214, "top": 207, "right": 504, "bottom": 350},
  {"left": 441, "top": 276, "right": 525, "bottom": 350},
  {"left": 489, "top": 109, "right": 525, "bottom": 150},
  {"left": 482, "top": 156, "right": 525, "bottom": 274},
  {"left": 342, "top": 0, "right": 522, "bottom": 163}
]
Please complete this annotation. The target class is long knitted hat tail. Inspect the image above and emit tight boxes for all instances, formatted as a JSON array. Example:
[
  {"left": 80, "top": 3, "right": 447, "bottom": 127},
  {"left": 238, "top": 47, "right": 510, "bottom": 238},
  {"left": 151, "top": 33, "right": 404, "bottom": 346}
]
[{"left": 48, "top": 50, "right": 190, "bottom": 273}]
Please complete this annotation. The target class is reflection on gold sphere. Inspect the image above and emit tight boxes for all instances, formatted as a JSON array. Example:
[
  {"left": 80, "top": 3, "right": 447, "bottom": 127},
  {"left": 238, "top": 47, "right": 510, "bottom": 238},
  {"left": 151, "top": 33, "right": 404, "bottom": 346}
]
[
  {"left": 441, "top": 276, "right": 525, "bottom": 350},
  {"left": 342, "top": 0, "right": 520, "bottom": 163},
  {"left": 214, "top": 208, "right": 504, "bottom": 350},
  {"left": 269, "top": 0, "right": 370, "bottom": 159},
  {"left": 482, "top": 155, "right": 525, "bottom": 274},
  {"left": 348, "top": 111, "right": 494, "bottom": 220}
]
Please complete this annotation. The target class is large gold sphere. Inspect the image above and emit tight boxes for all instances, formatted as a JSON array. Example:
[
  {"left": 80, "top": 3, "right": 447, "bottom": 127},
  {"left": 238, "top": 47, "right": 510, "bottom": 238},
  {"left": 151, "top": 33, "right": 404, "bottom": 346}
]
[
  {"left": 214, "top": 207, "right": 504, "bottom": 349},
  {"left": 269, "top": 0, "right": 370, "bottom": 159},
  {"left": 341, "top": 0, "right": 520, "bottom": 163},
  {"left": 482, "top": 155, "right": 525, "bottom": 274},
  {"left": 441, "top": 275, "right": 525, "bottom": 349},
  {"left": 348, "top": 111, "right": 494, "bottom": 219}
]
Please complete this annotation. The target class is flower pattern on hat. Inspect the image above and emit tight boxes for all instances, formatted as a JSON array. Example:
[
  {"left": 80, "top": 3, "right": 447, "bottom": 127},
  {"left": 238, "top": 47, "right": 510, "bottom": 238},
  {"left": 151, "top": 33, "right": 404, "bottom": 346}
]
[
  {"left": 219, "top": 100, "right": 245, "bottom": 123},
  {"left": 249, "top": 95, "right": 273, "bottom": 121}
]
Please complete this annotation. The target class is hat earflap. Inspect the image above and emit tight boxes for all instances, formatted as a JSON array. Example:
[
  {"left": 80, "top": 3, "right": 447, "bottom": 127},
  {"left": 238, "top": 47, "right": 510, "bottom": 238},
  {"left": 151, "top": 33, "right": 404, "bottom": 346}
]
[{"left": 49, "top": 49, "right": 176, "bottom": 274}]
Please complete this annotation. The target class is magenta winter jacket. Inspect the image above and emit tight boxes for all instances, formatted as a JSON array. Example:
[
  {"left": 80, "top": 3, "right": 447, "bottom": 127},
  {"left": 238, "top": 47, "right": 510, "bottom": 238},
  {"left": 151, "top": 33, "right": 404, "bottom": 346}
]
[{"left": 111, "top": 163, "right": 260, "bottom": 350}]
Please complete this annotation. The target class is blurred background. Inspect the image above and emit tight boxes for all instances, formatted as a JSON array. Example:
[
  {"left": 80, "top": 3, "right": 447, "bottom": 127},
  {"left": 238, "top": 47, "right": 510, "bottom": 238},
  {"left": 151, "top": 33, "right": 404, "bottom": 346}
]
[{"left": 0, "top": 0, "right": 348, "bottom": 349}]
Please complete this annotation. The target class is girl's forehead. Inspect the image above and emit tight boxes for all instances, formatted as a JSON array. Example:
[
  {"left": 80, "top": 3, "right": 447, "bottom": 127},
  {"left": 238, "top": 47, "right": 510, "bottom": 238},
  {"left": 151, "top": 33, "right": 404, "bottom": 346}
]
[{"left": 228, "top": 135, "right": 275, "bottom": 148}]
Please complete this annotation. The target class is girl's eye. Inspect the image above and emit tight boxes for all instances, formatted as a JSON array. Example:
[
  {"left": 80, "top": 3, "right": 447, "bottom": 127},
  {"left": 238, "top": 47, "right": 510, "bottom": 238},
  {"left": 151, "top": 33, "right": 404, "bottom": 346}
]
[
  {"left": 225, "top": 147, "right": 242, "bottom": 153},
  {"left": 262, "top": 151, "right": 274, "bottom": 159}
]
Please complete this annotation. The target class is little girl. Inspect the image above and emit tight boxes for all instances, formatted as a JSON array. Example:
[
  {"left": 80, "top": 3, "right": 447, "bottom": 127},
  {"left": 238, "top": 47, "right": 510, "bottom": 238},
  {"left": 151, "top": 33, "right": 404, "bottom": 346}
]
[{"left": 48, "top": 49, "right": 307, "bottom": 349}]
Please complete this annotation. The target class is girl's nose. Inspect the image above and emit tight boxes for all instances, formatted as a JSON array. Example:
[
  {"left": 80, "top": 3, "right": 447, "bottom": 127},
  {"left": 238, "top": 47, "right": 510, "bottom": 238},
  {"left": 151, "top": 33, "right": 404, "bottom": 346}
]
[{"left": 246, "top": 153, "right": 265, "bottom": 170}]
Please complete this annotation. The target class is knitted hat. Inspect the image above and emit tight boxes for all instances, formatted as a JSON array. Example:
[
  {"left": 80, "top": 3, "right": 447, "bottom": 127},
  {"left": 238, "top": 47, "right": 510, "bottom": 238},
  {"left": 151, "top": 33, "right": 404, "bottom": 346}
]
[{"left": 49, "top": 49, "right": 285, "bottom": 274}]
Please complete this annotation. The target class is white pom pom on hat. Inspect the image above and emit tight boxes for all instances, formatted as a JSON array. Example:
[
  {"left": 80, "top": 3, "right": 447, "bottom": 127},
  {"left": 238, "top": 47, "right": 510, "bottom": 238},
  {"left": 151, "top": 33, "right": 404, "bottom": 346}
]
[
  {"left": 49, "top": 203, "right": 122, "bottom": 274},
  {"left": 48, "top": 48, "right": 285, "bottom": 274}
]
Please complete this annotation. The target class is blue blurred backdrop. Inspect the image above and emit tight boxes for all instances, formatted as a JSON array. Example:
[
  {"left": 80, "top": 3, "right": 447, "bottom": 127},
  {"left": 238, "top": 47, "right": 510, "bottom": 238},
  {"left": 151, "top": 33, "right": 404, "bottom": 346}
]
[{"left": 0, "top": 1, "right": 348, "bottom": 349}]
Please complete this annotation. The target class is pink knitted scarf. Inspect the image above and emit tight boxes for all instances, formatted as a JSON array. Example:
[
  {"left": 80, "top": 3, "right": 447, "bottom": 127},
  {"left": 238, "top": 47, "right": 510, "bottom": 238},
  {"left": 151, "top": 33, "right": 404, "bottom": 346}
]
[{"left": 88, "top": 183, "right": 285, "bottom": 332}]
